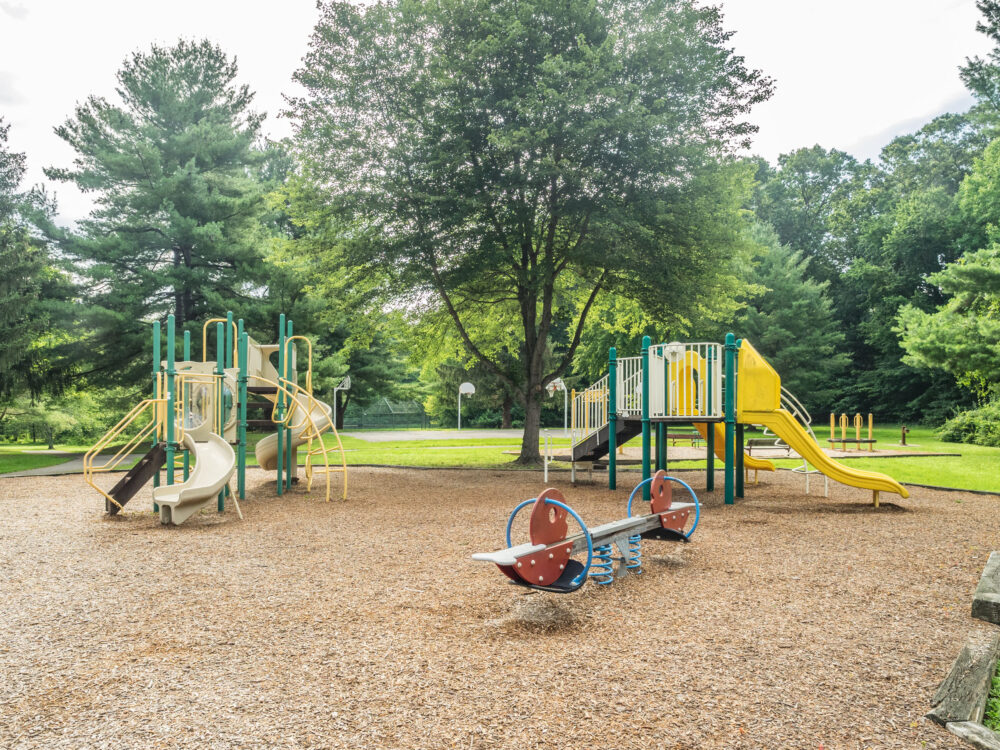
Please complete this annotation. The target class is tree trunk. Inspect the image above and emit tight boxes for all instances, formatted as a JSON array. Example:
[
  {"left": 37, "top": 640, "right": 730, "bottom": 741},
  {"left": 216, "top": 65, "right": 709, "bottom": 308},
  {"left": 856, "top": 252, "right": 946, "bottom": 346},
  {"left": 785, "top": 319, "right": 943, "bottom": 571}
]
[
  {"left": 517, "top": 393, "right": 542, "bottom": 464},
  {"left": 46, "top": 426, "right": 55, "bottom": 450},
  {"left": 501, "top": 394, "right": 513, "bottom": 429},
  {"left": 335, "top": 393, "right": 347, "bottom": 431}
]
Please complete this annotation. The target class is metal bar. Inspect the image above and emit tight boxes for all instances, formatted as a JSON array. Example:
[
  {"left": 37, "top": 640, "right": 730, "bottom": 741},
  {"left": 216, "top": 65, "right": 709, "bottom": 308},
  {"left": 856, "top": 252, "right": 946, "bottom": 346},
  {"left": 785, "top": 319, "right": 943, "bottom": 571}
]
[
  {"left": 608, "top": 347, "right": 617, "bottom": 490},
  {"left": 183, "top": 330, "right": 191, "bottom": 482},
  {"left": 165, "top": 315, "right": 176, "bottom": 491},
  {"left": 276, "top": 314, "right": 285, "bottom": 497},
  {"left": 724, "top": 333, "right": 736, "bottom": 505},
  {"left": 151, "top": 321, "right": 161, "bottom": 501},
  {"left": 285, "top": 319, "right": 294, "bottom": 490},
  {"left": 238, "top": 321, "right": 247, "bottom": 500},
  {"left": 641, "top": 335, "right": 651, "bottom": 501}
]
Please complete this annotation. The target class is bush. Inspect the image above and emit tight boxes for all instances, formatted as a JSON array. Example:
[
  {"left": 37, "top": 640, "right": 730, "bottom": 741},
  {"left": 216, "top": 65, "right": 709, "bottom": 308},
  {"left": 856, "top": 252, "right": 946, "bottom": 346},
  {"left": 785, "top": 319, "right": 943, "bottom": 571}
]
[{"left": 939, "top": 399, "right": 1000, "bottom": 447}]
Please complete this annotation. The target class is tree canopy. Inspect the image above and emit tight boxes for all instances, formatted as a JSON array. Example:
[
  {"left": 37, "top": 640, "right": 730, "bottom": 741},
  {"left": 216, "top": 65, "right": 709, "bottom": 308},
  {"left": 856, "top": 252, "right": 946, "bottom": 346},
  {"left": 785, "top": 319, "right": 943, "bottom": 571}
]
[{"left": 288, "top": 0, "right": 772, "bottom": 460}]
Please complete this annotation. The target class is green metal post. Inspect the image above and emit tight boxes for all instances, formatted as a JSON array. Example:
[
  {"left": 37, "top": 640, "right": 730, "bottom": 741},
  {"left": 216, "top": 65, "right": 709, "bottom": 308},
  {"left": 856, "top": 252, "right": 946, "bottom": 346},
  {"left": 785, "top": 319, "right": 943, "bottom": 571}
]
[
  {"left": 165, "top": 315, "right": 176, "bottom": 492},
  {"left": 608, "top": 347, "right": 617, "bottom": 490},
  {"left": 225, "top": 311, "right": 234, "bottom": 369},
  {"left": 151, "top": 321, "right": 161, "bottom": 498},
  {"left": 285, "top": 319, "right": 294, "bottom": 490},
  {"left": 706, "top": 347, "right": 714, "bottom": 491},
  {"left": 215, "top": 322, "right": 225, "bottom": 512},
  {"left": 183, "top": 330, "right": 191, "bottom": 481},
  {"left": 736, "top": 423, "right": 745, "bottom": 498},
  {"left": 724, "top": 333, "right": 737, "bottom": 505},
  {"left": 641, "top": 335, "right": 651, "bottom": 501},
  {"left": 276, "top": 314, "right": 285, "bottom": 496},
  {"left": 656, "top": 423, "right": 666, "bottom": 471},
  {"left": 238, "top": 320, "right": 247, "bottom": 500}
]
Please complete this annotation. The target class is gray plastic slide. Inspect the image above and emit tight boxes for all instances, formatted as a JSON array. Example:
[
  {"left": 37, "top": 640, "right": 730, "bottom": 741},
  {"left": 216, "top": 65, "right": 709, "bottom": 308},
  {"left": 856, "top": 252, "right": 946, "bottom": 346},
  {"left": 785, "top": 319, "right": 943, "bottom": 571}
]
[{"left": 153, "top": 432, "right": 236, "bottom": 525}]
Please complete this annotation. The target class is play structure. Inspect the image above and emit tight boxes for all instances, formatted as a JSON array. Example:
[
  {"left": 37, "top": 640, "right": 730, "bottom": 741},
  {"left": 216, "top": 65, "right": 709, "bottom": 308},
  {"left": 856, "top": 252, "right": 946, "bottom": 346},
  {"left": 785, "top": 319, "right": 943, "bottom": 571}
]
[
  {"left": 472, "top": 470, "right": 699, "bottom": 593},
  {"left": 83, "top": 312, "right": 347, "bottom": 524},
  {"left": 569, "top": 334, "right": 907, "bottom": 507}
]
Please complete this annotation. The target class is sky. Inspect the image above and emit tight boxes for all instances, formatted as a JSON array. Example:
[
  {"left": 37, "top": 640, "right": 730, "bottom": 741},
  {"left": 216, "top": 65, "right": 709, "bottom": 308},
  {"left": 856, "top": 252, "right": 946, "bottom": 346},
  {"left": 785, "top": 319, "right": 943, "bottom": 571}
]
[{"left": 0, "top": 0, "right": 993, "bottom": 224}]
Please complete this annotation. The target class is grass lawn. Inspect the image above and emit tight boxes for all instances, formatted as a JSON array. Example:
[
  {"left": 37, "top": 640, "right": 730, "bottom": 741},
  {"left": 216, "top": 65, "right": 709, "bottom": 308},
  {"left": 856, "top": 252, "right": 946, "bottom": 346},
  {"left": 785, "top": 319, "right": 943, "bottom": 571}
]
[
  {"left": 1, "top": 425, "right": 996, "bottom": 492},
  {"left": 666, "top": 425, "right": 1000, "bottom": 493}
]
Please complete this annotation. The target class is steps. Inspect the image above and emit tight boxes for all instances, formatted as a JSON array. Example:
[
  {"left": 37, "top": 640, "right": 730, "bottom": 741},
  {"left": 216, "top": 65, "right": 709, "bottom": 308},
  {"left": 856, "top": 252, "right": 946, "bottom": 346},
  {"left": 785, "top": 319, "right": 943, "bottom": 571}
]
[
  {"left": 105, "top": 443, "right": 167, "bottom": 515},
  {"left": 572, "top": 419, "right": 642, "bottom": 462}
]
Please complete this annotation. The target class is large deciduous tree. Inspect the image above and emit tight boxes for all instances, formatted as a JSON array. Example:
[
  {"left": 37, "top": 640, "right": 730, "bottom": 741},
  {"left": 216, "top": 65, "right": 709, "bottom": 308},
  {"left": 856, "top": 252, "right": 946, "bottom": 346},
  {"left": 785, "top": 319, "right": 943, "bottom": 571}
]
[
  {"left": 288, "top": 0, "right": 772, "bottom": 461},
  {"left": 47, "top": 40, "right": 270, "bottom": 385}
]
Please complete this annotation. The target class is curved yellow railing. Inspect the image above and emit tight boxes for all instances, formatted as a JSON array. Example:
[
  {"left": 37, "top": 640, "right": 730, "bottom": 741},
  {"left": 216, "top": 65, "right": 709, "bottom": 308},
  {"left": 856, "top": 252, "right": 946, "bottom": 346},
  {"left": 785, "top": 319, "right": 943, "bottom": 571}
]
[
  {"left": 83, "top": 397, "right": 170, "bottom": 510},
  {"left": 202, "top": 318, "right": 239, "bottom": 368},
  {"left": 250, "top": 375, "right": 348, "bottom": 502}
]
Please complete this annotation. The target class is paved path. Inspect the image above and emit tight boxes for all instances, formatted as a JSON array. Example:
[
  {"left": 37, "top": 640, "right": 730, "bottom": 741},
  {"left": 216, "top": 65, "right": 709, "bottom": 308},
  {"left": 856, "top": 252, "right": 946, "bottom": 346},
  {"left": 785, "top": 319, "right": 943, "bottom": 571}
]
[
  {"left": 3, "top": 454, "right": 117, "bottom": 478},
  {"left": 341, "top": 428, "right": 535, "bottom": 442}
]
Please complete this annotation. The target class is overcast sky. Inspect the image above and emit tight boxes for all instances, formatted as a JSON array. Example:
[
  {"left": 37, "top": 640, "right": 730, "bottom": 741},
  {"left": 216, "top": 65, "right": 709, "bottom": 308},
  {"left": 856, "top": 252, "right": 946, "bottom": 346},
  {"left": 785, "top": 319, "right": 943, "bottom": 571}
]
[{"left": 0, "top": 0, "right": 992, "bottom": 224}]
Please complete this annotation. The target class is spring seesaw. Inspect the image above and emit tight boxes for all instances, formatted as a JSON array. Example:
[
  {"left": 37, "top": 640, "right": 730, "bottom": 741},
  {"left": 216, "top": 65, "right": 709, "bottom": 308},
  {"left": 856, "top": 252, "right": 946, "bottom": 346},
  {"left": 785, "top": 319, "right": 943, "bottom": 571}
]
[{"left": 472, "top": 470, "right": 700, "bottom": 593}]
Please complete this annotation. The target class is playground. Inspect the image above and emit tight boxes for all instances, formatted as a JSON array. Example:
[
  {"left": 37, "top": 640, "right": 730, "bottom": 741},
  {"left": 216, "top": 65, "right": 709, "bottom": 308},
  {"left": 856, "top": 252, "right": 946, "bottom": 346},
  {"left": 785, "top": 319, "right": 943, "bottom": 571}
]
[{"left": 0, "top": 465, "right": 990, "bottom": 748}]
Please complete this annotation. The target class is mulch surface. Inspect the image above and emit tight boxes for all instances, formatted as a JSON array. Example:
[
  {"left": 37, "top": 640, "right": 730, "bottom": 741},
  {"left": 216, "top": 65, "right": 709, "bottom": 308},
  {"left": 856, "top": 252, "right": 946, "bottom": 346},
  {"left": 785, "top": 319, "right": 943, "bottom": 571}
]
[{"left": 0, "top": 467, "right": 994, "bottom": 749}]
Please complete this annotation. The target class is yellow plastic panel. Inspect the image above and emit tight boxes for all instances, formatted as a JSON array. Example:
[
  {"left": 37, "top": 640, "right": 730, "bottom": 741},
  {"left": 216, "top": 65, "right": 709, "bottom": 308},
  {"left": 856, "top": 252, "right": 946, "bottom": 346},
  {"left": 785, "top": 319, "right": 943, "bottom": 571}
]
[{"left": 737, "top": 340, "right": 781, "bottom": 419}]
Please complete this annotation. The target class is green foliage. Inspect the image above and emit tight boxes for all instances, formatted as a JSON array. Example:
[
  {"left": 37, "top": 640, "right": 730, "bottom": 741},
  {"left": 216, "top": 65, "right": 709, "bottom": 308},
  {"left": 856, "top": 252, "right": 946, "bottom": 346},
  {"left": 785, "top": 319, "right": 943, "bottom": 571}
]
[
  {"left": 938, "top": 399, "right": 1000, "bottom": 447},
  {"left": 730, "top": 224, "right": 849, "bottom": 413},
  {"left": 754, "top": 146, "right": 862, "bottom": 285},
  {"left": 289, "top": 0, "right": 772, "bottom": 459},
  {"left": 46, "top": 40, "right": 273, "bottom": 386},
  {"left": 897, "top": 139, "right": 1000, "bottom": 396},
  {"left": 985, "top": 660, "right": 1000, "bottom": 732},
  {"left": 0, "top": 119, "right": 73, "bottom": 404}
]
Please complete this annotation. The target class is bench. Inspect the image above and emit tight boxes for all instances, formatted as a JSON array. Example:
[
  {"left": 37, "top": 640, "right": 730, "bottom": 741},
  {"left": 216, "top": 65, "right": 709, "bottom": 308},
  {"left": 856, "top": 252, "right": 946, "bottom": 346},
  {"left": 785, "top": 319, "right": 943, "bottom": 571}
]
[{"left": 746, "top": 437, "right": 791, "bottom": 456}]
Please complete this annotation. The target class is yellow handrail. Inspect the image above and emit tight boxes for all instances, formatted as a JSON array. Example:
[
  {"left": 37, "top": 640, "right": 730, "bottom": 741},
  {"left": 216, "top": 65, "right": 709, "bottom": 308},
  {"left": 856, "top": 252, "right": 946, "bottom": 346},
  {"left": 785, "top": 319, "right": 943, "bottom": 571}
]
[
  {"left": 284, "top": 335, "right": 313, "bottom": 392},
  {"left": 201, "top": 318, "right": 239, "bottom": 367},
  {"left": 250, "top": 374, "right": 347, "bottom": 502},
  {"left": 83, "top": 398, "right": 168, "bottom": 509}
]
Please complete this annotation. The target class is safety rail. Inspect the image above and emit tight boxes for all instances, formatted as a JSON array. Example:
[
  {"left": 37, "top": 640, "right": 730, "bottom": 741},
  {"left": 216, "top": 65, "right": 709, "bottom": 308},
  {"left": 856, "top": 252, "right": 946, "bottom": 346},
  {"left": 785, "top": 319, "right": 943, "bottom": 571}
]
[
  {"left": 83, "top": 397, "right": 170, "bottom": 510},
  {"left": 571, "top": 374, "right": 609, "bottom": 447},
  {"left": 282, "top": 377, "right": 348, "bottom": 503},
  {"left": 647, "top": 342, "right": 723, "bottom": 420},
  {"left": 176, "top": 372, "right": 228, "bottom": 436},
  {"left": 250, "top": 375, "right": 347, "bottom": 503},
  {"left": 617, "top": 357, "right": 643, "bottom": 417}
]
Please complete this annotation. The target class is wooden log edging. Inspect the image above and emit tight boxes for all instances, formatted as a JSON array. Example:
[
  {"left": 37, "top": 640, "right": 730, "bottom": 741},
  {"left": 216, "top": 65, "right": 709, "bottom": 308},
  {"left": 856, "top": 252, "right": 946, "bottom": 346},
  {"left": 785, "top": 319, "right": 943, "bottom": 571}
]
[
  {"left": 928, "top": 551, "right": 1000, "bottom": 749},
  {"left": 974, "top": 552, "right": 1000, "bottom": 626}
]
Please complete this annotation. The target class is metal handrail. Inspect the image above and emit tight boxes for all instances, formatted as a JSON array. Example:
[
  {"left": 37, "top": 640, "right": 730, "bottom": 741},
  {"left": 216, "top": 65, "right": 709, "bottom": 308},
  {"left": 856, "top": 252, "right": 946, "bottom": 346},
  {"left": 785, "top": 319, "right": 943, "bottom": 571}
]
[{"left": 83, "top": 398, "right": 169, "bottom": 509}]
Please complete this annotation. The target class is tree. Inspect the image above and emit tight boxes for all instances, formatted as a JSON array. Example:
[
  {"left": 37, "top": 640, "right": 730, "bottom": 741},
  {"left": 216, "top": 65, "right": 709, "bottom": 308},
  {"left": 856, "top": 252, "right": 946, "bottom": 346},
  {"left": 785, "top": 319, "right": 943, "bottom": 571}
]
[
  {"left": 754, "top": 146, "right": 862, "bottom": 286},
  {"left": 729, "top": 224, "right": 849, "bottom": 414},
  {"left": 288, "top": 0, "right": 772, "bottom": 461},
  {"left": 0, "top": 119, "right": 69, "bottom": 409},
  {"left": 46, "top": 40, "right": 271, "bottom": 386}
]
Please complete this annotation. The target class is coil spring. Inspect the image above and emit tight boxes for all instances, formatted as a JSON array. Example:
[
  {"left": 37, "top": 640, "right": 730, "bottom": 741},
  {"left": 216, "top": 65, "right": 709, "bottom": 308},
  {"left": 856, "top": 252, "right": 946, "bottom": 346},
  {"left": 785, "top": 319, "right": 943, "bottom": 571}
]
[
  {"left": 626, "top": 534, "right": 642, "bottom": 574},
  {"left": 589, "top": 543, "right": 614, "bottom": 584}
]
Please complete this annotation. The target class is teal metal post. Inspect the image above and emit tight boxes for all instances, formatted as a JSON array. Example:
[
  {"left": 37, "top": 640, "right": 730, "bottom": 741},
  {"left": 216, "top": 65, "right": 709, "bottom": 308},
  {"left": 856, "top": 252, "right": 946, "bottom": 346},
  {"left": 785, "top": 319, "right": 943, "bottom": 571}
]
[
  {"left": 736, "top": 423, "right": 745, "bottom": 498},
  {"left": 285, "top": 319, "right": 294, "bottom": 490},
  {"left": 608, "top": 347, "right": 617, "bottom": 490},
  {"left": 225, "top": 311, "right": 234, "bottom": 369},
  {"left": 238, "top": 320, "right": 247, "bottom": 500},
  {"left": 706, "top": 348, "right": 715, "bottom": 491},
  {"left": 151, "top": 321, "right": 161, "bottom": 496},
  {"left": 183, "top": 330, "right": 191, "bottom": 481},
  {"left": 276, "top": 314, "right": 285, "bottom": 496},
  {"left": 724, "top": 333, "right": 737, "bottom": 505},
  {"left": 215, "top": 322, "right": 225, "bottom": 512},
  {"left": 641, "top": 335, "right": 651, "bottom": 501},
  {"left": 657, "top": 353, "right": 667, "bottom": 471},
  {"left": 165, "top": 315, "right": 176, "bottom": 493}
]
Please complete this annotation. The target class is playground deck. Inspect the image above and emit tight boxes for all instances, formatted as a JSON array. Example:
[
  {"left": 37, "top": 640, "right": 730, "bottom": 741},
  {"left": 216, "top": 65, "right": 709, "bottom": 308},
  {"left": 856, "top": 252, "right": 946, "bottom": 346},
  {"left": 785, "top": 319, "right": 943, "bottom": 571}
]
[{"left": 0, "top": 467, "right": 989, "bottom": 749}]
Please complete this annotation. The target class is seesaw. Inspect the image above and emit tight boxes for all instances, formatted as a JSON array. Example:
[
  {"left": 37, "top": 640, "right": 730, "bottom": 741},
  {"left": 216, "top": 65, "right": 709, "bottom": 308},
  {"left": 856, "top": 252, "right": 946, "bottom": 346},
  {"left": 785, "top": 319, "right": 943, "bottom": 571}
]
[{"left": 472, "top": 470, "right": 699, "bottom": 593}]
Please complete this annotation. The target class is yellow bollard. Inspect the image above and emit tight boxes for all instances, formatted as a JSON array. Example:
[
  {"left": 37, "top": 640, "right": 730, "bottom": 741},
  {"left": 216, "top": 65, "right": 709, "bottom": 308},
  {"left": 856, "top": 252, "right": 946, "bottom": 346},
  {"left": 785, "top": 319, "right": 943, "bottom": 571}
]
[
  {"left": 830, "top": 412, "right": 835, "bottom": 445},
  {"left": 854, "top": 413, "right": 862, "bottom": 451},
  {"left": 839, "top": 413, "right": 848, "bottom": 451},
  {"left": 868, "top": 412, "right": 874, "bottom": 451}
]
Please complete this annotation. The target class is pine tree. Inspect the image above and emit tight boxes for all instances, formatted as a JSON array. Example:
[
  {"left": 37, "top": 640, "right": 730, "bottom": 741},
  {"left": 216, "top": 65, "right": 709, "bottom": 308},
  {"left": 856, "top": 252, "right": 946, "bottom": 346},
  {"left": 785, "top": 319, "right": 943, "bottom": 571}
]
[{"left": 47, "top": 40, "right": 270, "bottom": 384}]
